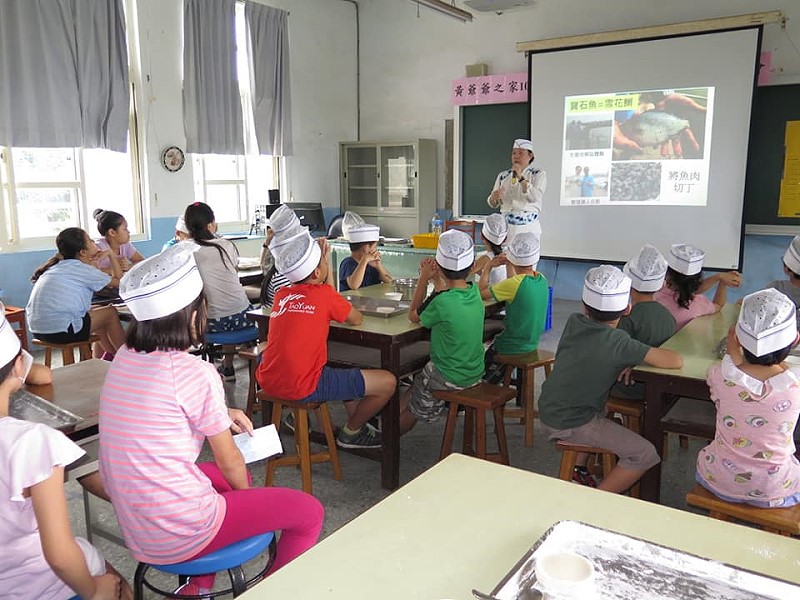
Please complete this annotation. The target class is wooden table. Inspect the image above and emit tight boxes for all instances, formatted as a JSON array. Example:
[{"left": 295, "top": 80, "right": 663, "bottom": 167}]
[
  {"left": 4, "top": 305, "right": 28, "bottom": 350},
  {"left": 238, "top": 454, "right": 800, "bottom": 599},
  {"left": 633, "top": 304, "right": 738, "bottom": 503},
  {"left": 247, "top": 282, "right": 501, "bottom": 490}
]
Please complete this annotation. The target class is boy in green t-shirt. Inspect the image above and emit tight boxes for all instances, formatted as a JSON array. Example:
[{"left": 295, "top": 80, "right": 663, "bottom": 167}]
[
  {"left": 538, "top": 265, "right": 683, "bottom": 494},
  {"left": 478, "top": 232, "right": 549, "bottom": 377},
  {"left": 399, "top": 230, "right": 485, "bottom": 434}
]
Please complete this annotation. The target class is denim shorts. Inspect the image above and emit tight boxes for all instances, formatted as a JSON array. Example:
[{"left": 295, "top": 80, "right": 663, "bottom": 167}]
[
  {"left": 301, "top": 366, "right": 365, "bottom": 404},
  {"left": 207, "top": 307, "right": 253, "bottom": 333}
]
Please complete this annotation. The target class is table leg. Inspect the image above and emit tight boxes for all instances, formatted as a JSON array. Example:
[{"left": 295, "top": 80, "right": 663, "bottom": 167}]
[
  {"left": 380, "top": 343, "right": 401, "bottom": 490},
  {"left": 639, "top": 382, "right": 669, "bottom": 503}
]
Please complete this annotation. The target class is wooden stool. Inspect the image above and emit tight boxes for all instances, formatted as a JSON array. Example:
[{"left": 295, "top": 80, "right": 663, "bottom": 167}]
[
  {"left": 238, "top": 343, "right": 266, "bottom": 424},
  {"left": 606, "top": 395, "right": 644, "bottom": 434},
  {"left": 260, "top": 393, "right": 342, "bottom": 494},
  {"left": 435, "top": 382, "right": 516, "bottom": 465},
  {"left": 686, "top": 483, "right": 800, "bottom": 536},
  {"left": 32, "top": 335, "right": 100, "bottom": 368},
  {"left": 495, "top": 349, "right": 555, "bottom": 447},
  {"left": 4, "top": 305, "right": 29, "bottom": 351},
  {"left": 555, "top": 441, "right": 640, "bottom": 498}
]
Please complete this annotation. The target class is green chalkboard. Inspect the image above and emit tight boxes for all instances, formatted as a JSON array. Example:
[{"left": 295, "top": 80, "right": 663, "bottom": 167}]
[
  {"left": 460, "top": 102, "right": 529, "bottom": 216},
  {"left": 744, "top": 83, "right": 800, "bottom": 226}
]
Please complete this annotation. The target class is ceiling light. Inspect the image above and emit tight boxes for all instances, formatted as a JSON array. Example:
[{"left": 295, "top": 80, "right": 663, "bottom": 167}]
[{"left": 412, "top": 0, "right": 473, "bottom": 23}]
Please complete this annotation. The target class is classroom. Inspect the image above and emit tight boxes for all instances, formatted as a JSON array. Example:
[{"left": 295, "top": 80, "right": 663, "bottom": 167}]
[{"left": 1, "top": 1, "right": 800, "bottom": 599}]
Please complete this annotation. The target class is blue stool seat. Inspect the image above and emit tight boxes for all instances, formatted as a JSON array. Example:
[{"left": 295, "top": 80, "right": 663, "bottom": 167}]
[
  {"left": 134, "top": 532, "right": 276, "bottom": 599},
  {"left": 205, "top": 327, "right": 259, "bottom": 346}
]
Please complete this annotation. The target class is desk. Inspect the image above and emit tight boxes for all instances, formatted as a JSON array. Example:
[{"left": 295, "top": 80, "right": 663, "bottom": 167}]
[
  {"left": 634, "top": 305, "right": 738, "bottom": 503},
  {"left": 238, "top": 268, "right": 264, "bottom": 287},
  {"left": 239, "top": 454, "right": 800, "bottom": 599}
]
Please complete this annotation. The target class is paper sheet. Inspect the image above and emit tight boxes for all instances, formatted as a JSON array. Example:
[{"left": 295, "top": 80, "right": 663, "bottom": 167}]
[{"left": 233, "top": 425, "right": 283, "bottom": 464}]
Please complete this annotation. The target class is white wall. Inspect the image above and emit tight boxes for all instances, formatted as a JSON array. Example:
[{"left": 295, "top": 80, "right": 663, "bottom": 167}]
[{"left": 356, "top": 0, "right": 800, "bottom": 207}]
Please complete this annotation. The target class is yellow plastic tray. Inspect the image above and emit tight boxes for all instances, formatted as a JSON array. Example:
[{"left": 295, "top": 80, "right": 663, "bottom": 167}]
[{"left": 411, "top": 233, "right": 439, "bottom": 249}]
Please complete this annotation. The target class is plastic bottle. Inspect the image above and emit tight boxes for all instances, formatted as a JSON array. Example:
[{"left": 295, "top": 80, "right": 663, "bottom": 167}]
[{"left": 431, "top": 212, "right": 443, "bottom": 235}]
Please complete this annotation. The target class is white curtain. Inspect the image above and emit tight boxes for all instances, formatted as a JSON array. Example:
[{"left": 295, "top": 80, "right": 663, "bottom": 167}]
[
  {"left": 0, "top": 0, "right": 129, "bottom": 151},
  {"left": 245, "top": 2, "right": 292, "bottom": 156},
  {"left": 183, "top": 0, "right": 244, "bottom": 155}
]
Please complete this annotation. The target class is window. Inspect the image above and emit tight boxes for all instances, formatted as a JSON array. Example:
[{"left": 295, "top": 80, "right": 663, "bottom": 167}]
[{"left": 191, "top": 2, "right": 281, "bottom": 231}]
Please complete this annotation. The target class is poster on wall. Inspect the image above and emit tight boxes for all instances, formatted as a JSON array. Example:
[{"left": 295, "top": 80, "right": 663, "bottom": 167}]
[{"left": 560, "top": 87, "right": 714, "bottom": 207}]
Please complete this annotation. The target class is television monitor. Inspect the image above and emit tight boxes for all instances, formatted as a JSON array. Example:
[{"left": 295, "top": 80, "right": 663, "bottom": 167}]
[{"left": 283, "top": 202, "right": 326, "bottom": 234}]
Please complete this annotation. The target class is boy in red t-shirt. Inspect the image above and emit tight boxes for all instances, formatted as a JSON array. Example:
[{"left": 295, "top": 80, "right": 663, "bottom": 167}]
[{"left": 256, "top": 232, "right": 395, "bottom": 449}]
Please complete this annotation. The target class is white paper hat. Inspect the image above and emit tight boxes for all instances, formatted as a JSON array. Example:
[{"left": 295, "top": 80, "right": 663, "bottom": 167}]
[
  {"left": 119, "top": 243, "right": 203, "bottom": 321},
  {"left": 269, "top": 205, "right": 300, "bottom": 235},
  {"left": 513, "top": 139, "right": 533, "bottom": 152},
  {"left": 667, "top": 243, "right": 705, "bottom": 276},
  {"left": 783, "top": 235, "right": 800, "bottom": 275},
  {"left": 175, "top": 216, "right": 189, "bottom": 235},
  {"left": 341, "top": 211, "right": 366, "bottom": 240},
  {"left": 273, "top": 231, "right": 322, "bottom": 283},
  {"left": 582, "top": 265, "right": 631, "bottom": 312},
  {"left": 436, "top": 229, "right": 474, "bottom": 271},
  {"left": 346, "top": 224, "right": 380, "bottom": 244},
  {"left": 506, "top": 232, "right": 540, "bottom": 267},
  {"left": 736, "top": 288, "right": 798, "bottom": 357},
  {"left": 623, "top": 244, "right": 668, "bottom": 293},
  {"left": 0, "top": 305, "right": 22, "bottom": 367},
  {"left": 271, "top": 221, "right": 308, "bottom": 246},
  {"left": 482, "top": 213, "right": 508, "bottom": 246}
]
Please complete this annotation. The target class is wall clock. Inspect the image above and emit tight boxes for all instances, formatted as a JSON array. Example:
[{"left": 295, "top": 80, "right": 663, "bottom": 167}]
[{"left": 161, "top": 146, "right": 185, "bottom": 172}]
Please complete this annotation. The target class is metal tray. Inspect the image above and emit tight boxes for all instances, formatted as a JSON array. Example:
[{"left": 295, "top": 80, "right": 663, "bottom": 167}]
[
  {"left": 10, "top": 389, "right": 84, "bottom": 431},
  {"left": 344, "top": 295, "right": 410, "bottom": 318},
  {"left": 491, "top": 520, "right": 799, "bottom": 600}
]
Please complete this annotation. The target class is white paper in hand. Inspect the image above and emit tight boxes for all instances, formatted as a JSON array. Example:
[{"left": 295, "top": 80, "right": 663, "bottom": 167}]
[{"left": 233, "top": 424, "right": 283, "bottom": 464}]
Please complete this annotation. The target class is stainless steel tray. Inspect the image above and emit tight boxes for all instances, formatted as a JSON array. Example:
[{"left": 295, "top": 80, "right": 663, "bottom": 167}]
[
  {"left": 344, "top": 295, "right": 410, "bottom": 318},
  {"left": 10, "top": 389, "right": 84, "bottom": 431},
  {"left": 491, "top": 520, "right": 799, "bottom": 600}
]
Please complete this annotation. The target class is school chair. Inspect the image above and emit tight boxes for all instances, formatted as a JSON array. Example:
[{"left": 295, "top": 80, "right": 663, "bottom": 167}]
[
  {"left": 495, "top": 349, "right": 555, "bottom": 447},
  {"left": 32, "top": 334, "right": 100, "bottom": 368},
  {"left": 444, "top": 219, "right": 477, "bottom": 242},
  {"left": 134, "top": 532, "right": 276, "bottom": 599},
  {"left": 435, "top": 382, "right": 516, "bottom": 465},
  {"left": 686, "top": 484, "right": 800, "bottom": 537},
  {"left": 4, "top": 305, "right": 29, "bottom": 350},
  {"left": 556, "top": 440, "right": 640, "bottom": 498}
]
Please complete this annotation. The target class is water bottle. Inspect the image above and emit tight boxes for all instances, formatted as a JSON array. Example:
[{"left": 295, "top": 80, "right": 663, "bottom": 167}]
[{"left": 431, "top": 213, "right": 443, "bottom": 235}]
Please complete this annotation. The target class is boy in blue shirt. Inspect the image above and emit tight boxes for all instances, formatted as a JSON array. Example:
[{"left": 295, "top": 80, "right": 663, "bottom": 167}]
[{"left": 338, "top": 223, "right": 393, "bottom": 291}]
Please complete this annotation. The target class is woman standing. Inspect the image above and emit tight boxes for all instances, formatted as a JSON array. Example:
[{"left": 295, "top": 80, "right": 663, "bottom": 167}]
[{"left": 487, "top": 139, "right": 546, "bottom": 245}]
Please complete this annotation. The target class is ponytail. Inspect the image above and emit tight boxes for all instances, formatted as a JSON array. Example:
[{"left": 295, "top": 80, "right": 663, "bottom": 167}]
[
  {"left": 31, "top": 254, "right": 63, "bottom": 283},
  {"left": 184, "top": 202, "right": 235, "bottom": 269},
  {"left": 31, "top": 227, "right": 89, "bottom": 282},
  {"left": 665, "top": 267, "right": 702, "bottom": 310}
]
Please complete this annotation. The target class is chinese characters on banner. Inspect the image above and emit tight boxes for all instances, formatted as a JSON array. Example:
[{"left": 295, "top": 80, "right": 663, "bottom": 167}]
[
  {"left": 451, "top": 72, "right": 528, "bottom": 106},
  {"left": 778, "top": 120, "right": 800, "bottom": 217}
]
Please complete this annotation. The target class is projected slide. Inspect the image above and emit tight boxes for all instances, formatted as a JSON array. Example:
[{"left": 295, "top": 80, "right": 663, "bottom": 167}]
[{"left": 561, "top": 87, "right": 714, "bottom": 207}]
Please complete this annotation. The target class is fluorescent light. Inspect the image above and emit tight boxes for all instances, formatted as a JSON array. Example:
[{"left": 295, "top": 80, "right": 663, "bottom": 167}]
[{"left": 412, "top": 0, "right": 473, "bottom": 23}]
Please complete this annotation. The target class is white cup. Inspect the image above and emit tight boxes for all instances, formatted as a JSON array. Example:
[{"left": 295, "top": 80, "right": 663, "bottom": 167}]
[
  {"left": 384, "top": 292, "right": 403, "bottom": 301},
  {"left": 535, "top": 552, "right": 595, "bottom": 599}
]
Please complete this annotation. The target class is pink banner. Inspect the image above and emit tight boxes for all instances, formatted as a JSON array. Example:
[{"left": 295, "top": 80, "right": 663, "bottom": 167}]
[
  {"left": 451, "top": 72, "right": 528, "bottom": 106},
  {"left": 758, "top": 51, "right": 772, "bottom": 86}
]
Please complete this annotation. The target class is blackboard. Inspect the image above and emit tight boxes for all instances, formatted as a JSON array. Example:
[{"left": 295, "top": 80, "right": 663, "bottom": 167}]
[
  {"left": 743, "top": 83, "right": 800, "bottom": 226},
  {"left": 460, "top": 102, "right": 529, "bottom": 216}
]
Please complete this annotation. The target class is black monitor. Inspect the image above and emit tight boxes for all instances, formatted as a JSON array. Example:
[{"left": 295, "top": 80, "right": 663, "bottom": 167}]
[{"left": 283, "top": 202, "right": 326, "bottom": 234}]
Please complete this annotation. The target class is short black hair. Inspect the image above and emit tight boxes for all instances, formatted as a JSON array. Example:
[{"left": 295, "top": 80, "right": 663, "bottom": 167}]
[
  {"left": 0, "top": 349, "right": 22, "bottom": 383},
  {"left": 583, "top": 302, "right": 626, "bottom": 322},
  {"left": 440, "top": 263, "right": 473, "bottom": 281},
  {"left": 743, "top": 344, "right": 793, "bottom": 366},
  {"left": 480, "top": 235, "right": 503, "bottom": 256},
  {"left": 784, "top": 262, "right": 800, "bottom": 279},
  {"left": 349, "top": 241, "right": 375, "bottom": 252},
  {"left": 125, "top": 293, "right": 207, "bottom": 353}
]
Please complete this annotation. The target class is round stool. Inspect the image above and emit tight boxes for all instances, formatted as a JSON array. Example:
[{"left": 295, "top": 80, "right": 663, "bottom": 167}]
[
  {"left": 133, "top": 532, "right": 276, "bottom": 599},
  {"left": 201, "top": 327, "right": 259, "bottom": 364}
]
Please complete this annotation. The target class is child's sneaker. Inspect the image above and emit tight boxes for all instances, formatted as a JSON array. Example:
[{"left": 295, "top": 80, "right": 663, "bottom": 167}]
[
  {"left": 171, "top": 580, "right": 212, "bottom": 598},
  {"left": 336, "top": 424, "right": 382, "bottom": 449},
  {"left": 571, "top": 467, "right": 598, "bottom": 488},
  {"left": 217, "top": 365, "right": 236, "bottom": 382}
]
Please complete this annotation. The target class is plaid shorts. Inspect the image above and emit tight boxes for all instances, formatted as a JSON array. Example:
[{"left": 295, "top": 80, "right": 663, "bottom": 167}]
[
  {"left": 408, "top": 361, "right": 475, "bottom": 424},
  {"left": 207, "top": 307, "right": 253, "bottom": 333}
]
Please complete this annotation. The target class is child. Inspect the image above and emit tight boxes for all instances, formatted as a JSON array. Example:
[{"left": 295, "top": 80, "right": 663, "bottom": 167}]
[
  {"left": 654, "top": 243, "right": 740, "bottom": 331},
  {"left": 613, "top": 245, "right": 677, "bottom": 399},
  {"left": 696, "top": 288, "right": 800, "bottom": 508},
  {"left": 184, "top": 202, "right": 255, "bottom": 381},
  {"left": 339, "top": 222, "right": 393, "bottom": 291},
  {"left": 100, "top": 244, "right": 324, "bottom": 597},
  {"left": 766, "top": 235, "right": 800, "bottom": 308},
  {"left": 93, "top": 208, "right": 145, "bottom": 273},
  {"left": 256, "top": 231, "right": 395, "bottom": 449},
  {"left": 27, "top": 227, "right": 126, "bottom": 359},
  {"left": 399, "top": 230, "right": 485, "bottom": 434},
  {"left": 471, "top": 212, "right": 510, "bottom": 285},
  {"left": 479, "top": 232, "right": 549, "bottom": 375},
  {"left": 162, "top": 215, "right": 191, "bottom": 250},
  {"left": 259, "top": 205, "right": 303, "bottom": 307},
  {"left": 538, "top": 265, "right": 683, "bottom": 493},
  {"left": 0, "top": 311, "right": 131, "bottom": 599}
]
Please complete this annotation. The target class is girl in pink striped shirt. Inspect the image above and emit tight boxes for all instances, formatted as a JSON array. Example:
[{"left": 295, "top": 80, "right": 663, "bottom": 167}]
[{"left": 99, "top": 245, "right": 323, "bottom": 597}]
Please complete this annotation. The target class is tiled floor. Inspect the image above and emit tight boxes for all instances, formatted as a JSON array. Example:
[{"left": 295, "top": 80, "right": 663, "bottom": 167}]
[{"left": 52, "top": 299, "right": 708, "bottom": 596}]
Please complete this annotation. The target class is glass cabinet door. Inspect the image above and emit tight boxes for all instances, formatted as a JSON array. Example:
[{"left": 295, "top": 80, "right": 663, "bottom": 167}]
[
  {"left": 380, "top": 144, "right": 415, "bottom": 210},
  {"left": 344, "top": 146, "right": 378, "bottom": 208}
]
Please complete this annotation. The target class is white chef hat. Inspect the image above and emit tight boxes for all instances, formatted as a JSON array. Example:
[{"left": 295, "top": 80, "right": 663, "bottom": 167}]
[
  {"left": 269, "top": 205, "right": 300, "bottom": 235},
  {"left": 623, "top": 244, "right": 668, "bottom": 293},
  {"left": 341, "top": 211, "right": 366, "bottom": 240},
  {"left": 346, "top": 224, "right": 380, "bottom": 244},
  {"left": 506, "top": 232, "right": 540, "bottom": 267},
  {"left": 0, "top": 305, "right": 22, "bottom": 367},
  {"left": 783, "top": 235, "right": 800, "bottom": 275},
  {"left": 513, "top": 139, "right": 533, "bottom": 152},
  {"left": 482, "top": 213, "right": 508, "bottom": 246},
  {"left": 436, "top": 229, "right": 474, "bottom": 272},
  {"left": 119, "top": 243, "right": 204, "bottom": 321},
  {"left": 736, "top": 288, "right": 798, "bottom": 357},
  {"left": 271, "top": 221, "right": 308, "bottom": 246},
  {"left": 667, "top": 243, "right": 705, "bottom": 276},
  {"left": 273, "top": 231, "right": 321, "bottom": 283},
  {"left": 175, "top": 216, "right": 189, "bottom": 235},
  {"left": 582, "top": 265, "right": 631, "bottom": 312}
]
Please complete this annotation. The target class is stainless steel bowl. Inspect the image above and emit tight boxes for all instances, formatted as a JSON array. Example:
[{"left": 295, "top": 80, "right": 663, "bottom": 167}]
[{"left": 392, "top": 277, "right": 419, "bottom": 301}]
